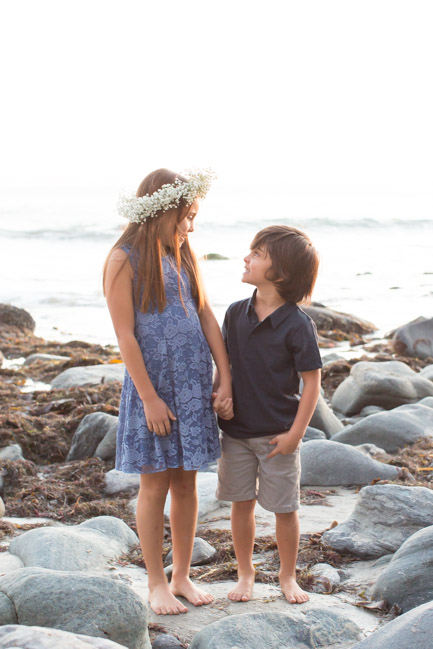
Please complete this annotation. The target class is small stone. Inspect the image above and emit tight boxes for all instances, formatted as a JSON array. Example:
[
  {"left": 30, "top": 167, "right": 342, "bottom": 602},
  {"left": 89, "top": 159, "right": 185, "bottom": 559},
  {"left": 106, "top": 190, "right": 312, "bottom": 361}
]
[
  {"left": 0, "top": 444, "right": 25, "bottom": 461},
  {"left": 165, "top": 537, "right": 216, "bottom": 566},
  {"left": 152, "top": 634, "right": 183, "bottom": 649}
]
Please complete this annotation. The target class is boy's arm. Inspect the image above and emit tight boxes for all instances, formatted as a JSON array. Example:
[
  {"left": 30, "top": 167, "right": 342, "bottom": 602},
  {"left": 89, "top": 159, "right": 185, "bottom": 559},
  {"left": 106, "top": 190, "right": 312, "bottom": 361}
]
[{"left": 267, "top": 369, "right": 321, "bottom": 458}]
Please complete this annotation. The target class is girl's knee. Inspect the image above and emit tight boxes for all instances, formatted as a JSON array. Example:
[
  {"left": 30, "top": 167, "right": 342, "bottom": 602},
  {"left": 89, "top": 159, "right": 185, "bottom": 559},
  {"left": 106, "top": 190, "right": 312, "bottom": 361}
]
[{"left": 169, "top": 469, "right": 197, "bottom": 498}]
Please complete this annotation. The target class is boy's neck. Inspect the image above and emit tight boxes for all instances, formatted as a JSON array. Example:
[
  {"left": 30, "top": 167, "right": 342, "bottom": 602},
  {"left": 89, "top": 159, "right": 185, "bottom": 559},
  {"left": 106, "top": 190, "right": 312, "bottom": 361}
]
[{"left": 253, "top": 285, "right": 286, "bottom": 320}]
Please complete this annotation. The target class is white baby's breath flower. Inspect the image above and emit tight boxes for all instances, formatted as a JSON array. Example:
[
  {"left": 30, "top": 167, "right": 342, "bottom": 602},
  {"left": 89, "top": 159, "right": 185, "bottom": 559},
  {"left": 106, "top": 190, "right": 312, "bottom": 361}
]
[{"left": 118, "top": 169, "right": 216, "bottom": 224}]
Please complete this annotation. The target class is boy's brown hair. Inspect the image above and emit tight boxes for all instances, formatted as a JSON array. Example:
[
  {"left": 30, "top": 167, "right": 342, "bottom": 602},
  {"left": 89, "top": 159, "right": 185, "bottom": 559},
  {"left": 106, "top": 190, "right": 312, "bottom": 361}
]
[{"left": 250, "top": 225, "right": 319, "bottom": 304}]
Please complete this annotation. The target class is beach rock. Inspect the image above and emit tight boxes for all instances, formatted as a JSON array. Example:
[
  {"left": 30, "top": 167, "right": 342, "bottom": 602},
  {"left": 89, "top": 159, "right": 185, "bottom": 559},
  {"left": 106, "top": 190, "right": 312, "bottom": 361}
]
[
  {"left": 0, "top": 567, "right": 150, "bottom": 649},
  {"left": 309, "top": 563, "right": 341, "bottom": 593},
  {"left": 309, "top": 392, "right": 344, "bottom": 437},
  {"left": 0, "top": 443, "right": 25, "bottom": 461},
  {"left": 372, "top": 524, "right": 433, "bottom": 611},
  {"left": 303, "top": 304, "right": 376, "bottom": 335},
  {"left": 0, "top": 625, "right": 129, "bottom": 649},
  {"left": 354, "top": 443, "right": 387, "bottom": 457},
  {"left": 419, "top": 395, "right": 433, "bottom": 407},
  {"left": 392, "top": 317, "right": 433, "bottom": 360},
  {"left": 359, "top": 405, "right": 385, "bottom": 416},
  {"left": 165, "top": 537, "right": 216, "bottom": 566},
  {"left": 67, "top": 412, "right": 118, "bottom": 461},
  {"left": 323, "top": 484, "right": 433, "bottom": 558},
  {"left": 130, "top": 472, "right": 227, "bottom": 520},
  {"left": 104, "top": 469, "right": 140, "bottom": 495},
  {"left": 152, "top": 635, "right": 183, "bottom": 649},
  {"left": 0, "top": 552, "right": 24, "bottom": 574},
  {"left": 321, "top": 352, "right": 345, "bottom": 365},
  {"left": 0, "top": 593, "right": 17, "bottom": 625},
  {"left": 0, "top": 350, "right": 3, "bottom": 368},
  {"left": 351, "top": 600, "right": 433, "bottom": 649},
  {"left": 189, "top": 609, "right": 362, "bottom": 649},
  {"left": 51, "top": 363, "right": 125, "bottom": 389},
  {"left": 24, "top": 352, "right": 71, "bottom": 365},
  {"left": 331, "top": 403, "right": 433, "bottom": 452},
  {"left": 303, "top": 426, "right": 327, "bottom": 441},
  {"left": 300, "top": 440, "right": 401, "bottom": 486},
  {"left": 331, "top": 360, "right": 433, "bottom": 416},
  {"left": 0, "top": 304, "right": 35, "bottom": 333},
  {"left": 9, "top": 515, "right": 138, "bottom": 571},
  {"left": 420, "top": 365, "right": 433, "bottom": 382},
  {"left": 0, "top": 497, "right": 5, "bottom": 518}
]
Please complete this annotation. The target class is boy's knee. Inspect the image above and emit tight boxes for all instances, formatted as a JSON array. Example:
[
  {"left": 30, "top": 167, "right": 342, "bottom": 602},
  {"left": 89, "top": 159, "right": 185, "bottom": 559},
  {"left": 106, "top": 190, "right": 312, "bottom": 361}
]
[
  {"left": 232, "top": 499, "right": 256, "bottom": 512},
  {"left": 275, "top": 510, "right": 298, "bottom": 521}
]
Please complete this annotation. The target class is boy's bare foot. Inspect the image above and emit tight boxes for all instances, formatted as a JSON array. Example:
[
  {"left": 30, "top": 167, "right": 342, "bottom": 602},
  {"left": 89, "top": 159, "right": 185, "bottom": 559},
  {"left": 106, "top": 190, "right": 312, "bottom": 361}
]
[
  {"left": 228, "top": 572, "right": 255, "bottom": 602},
  {"left": 280, "top": 575, "right": 309, "bottom": 604},
  {"left": 148, "top": 583, "right": 189, "bottom": 615},
  {"left": 170, "top": 576, "right": 213, "bottom": 607}
]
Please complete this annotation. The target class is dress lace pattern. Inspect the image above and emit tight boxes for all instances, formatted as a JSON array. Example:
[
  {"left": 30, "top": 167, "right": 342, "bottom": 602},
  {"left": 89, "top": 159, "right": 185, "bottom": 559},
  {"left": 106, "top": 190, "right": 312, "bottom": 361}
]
[{"left": 116, "top": 252, "right": 220, "bottom": 473}]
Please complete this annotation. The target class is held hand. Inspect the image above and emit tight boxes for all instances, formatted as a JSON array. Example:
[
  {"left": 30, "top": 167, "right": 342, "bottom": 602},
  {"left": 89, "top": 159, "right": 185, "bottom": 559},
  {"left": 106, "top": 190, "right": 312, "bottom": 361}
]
[
  {"left": 143, "top": 396, "right": 176, "bottom": 436},
  {"left": 212, "top": 392, "right": 234, "bottom": 420},
  {"left": 267, "top": 432, "right": 301, "bottom": 459}
]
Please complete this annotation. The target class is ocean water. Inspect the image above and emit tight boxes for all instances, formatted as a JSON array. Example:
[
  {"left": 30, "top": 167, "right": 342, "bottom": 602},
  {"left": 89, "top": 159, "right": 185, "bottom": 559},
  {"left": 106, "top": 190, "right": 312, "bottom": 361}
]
[{"left": 1, "top": 186, "right": 432, "bottom": 347}]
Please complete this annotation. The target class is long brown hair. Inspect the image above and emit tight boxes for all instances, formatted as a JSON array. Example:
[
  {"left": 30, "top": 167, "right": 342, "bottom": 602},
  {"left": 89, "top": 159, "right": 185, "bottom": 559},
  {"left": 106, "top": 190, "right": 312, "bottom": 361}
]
[
  {"left": 250, "top": 225, "right": 319, "bottom": 304},
  {"left": 103, "top": 169, "right": 206, "bottom": 313}
]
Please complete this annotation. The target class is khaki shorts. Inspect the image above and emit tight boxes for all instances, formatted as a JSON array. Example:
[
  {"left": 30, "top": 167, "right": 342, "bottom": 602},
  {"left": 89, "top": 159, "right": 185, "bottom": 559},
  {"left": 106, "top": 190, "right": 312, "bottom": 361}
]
[{"left": 216, "top": 432, "right": 301, "bottom": 513}]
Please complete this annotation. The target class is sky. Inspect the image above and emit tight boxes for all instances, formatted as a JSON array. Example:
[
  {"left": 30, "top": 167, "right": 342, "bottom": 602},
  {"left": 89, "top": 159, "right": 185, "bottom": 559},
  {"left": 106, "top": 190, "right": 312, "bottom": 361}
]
[{"left": 1, "top": 0, "right": 432, "bottom": 215}]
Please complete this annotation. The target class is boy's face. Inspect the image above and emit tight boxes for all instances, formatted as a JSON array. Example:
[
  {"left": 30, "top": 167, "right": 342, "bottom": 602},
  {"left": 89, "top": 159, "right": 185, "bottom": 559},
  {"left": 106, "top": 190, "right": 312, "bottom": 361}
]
[{"left": 242, "top": 245, "right": 274, "bottom": 288}]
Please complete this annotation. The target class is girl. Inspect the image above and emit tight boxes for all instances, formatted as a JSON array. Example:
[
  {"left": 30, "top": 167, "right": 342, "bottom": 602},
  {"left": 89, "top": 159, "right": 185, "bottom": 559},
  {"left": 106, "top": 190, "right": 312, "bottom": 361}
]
[{"left": 104, "top": 168, "right": 233, "bottom": 616}]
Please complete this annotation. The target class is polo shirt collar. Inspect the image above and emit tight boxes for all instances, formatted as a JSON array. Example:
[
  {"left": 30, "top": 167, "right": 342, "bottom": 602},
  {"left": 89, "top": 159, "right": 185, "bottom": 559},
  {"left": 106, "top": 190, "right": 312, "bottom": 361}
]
[{"left": 246, "top": 290, "right": 297, "bottom": 328}]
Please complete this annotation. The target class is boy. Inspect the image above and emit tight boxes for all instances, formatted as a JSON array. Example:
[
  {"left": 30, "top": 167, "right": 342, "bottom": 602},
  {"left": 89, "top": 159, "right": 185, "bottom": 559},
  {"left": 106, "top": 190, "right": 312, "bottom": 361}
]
[{"left": 216, "top": 225, "right": 322, "bottom": 604}]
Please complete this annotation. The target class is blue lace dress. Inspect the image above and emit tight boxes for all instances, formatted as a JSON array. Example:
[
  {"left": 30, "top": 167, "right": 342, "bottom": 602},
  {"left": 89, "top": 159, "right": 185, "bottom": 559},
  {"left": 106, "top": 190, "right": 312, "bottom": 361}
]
[{"left": 116, "top": 252, "right": 220, "bottom": 473}]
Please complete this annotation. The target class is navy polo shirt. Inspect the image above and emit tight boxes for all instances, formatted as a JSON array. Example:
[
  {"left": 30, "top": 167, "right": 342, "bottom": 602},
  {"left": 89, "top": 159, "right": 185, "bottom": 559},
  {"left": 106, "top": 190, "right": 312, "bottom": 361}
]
[{"left": 218, "top": 292, "right": 322, "bottom": 439}]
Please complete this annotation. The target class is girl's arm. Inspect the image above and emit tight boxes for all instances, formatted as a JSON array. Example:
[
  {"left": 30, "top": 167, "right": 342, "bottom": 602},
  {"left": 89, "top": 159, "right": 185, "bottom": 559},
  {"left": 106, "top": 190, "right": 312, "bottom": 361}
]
[
  {"left": 198, "top": 299, "right": 233, "bottom": 418},
  {"left": 267, "top": 369, "right": 321, "bottom": 458},
  {"left": 105, "top": 249, "right": 176, "bottom": 435}
]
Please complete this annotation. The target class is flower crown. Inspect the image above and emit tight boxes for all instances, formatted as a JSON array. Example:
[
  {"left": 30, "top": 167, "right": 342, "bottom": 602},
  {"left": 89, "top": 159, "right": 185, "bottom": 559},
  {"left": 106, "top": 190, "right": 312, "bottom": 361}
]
[{"left": 118, "top": 169, "right": 216, "bottom": 224}]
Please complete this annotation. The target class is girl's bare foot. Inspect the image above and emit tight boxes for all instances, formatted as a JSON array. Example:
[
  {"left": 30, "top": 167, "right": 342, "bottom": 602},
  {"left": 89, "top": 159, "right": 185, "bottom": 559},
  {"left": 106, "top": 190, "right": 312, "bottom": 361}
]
[
  {"left": 280, "top": 575, "right": 309, "bottom": 604},
  {"left": 228, "top": 571, "right": 255, "bottom": 602},
  {"left": 148, "top": 583, "right": 189, "bottom": 615},
  {"left": 170, "top": 576, "right": 213, "bottom": 606}
]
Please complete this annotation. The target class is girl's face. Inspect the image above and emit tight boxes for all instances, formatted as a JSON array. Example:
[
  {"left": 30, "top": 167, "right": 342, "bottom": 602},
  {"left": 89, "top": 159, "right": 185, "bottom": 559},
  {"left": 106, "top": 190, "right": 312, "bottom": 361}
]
[{"left": 176, "top": 198, "right": 200, "bottom": 246}]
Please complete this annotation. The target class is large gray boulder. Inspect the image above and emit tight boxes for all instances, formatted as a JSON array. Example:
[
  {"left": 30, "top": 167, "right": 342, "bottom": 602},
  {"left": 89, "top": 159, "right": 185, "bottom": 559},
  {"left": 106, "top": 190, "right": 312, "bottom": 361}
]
[
  {"left": 309, "top": 393, "right": 344, "bottom": 437},
  {"left": 323, "top": 484, "right": 433, "bottom": 558},
  {"left": 351, "top": 600, "right": 433, "bottom": 649},
  {"left": 372, "top": 524, "right": 433, "bottom": 611},
  {"left": 0, "top": 593, "right": 17, "bottom": 625},
  {"left": 189, "top": 609, "right": 363, "bottom": 649},
  {"left": 0, "top": 568, "right": 150, "bottom": 649},
  {"left": 392, "top": 317, "right": 433, "bottom": 360},
  {"left": 302, "top": 304, "right": 376, "bottom": 335},
  {"left": 67, "top": 412, "right": 118, "bottom": 461},
  {"left": 9, "top": 516, "right": 138, "bottom": 571},
  {"left": 0, "top": 625, "right": 129, "bottom": 649},
  {"left": 331, "top": 403, "right": 433, "bottom": 452},
  {"left": 300, "top": 440, "right": 401, "bottom": 486},
  {"left": 331, "top": 360, "right": 433, "bottom": 416},
  {"left": 51, "top": 363, "right": 125, "bottom": 389}
]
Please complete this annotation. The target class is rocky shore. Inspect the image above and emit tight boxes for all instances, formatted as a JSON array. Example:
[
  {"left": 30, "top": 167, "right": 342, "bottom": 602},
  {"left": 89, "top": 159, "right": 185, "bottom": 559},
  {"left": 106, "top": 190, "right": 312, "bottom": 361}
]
[{"left": 0, "top": 303, "right": 433, "bottom": 649}]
